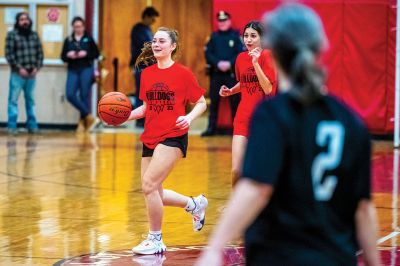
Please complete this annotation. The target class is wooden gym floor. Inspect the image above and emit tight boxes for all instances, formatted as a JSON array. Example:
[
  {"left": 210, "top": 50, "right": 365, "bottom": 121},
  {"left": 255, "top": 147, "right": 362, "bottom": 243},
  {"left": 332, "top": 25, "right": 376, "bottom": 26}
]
[{"left": 0, "top": 132, "right": 398, "bottom": 265}]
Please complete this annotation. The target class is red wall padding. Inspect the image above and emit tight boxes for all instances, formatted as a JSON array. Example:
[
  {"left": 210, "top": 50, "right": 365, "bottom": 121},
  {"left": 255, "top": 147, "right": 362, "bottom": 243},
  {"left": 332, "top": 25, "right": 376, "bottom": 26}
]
[
  {"left": 85, "top": 0, "right": 94, "bottom": 35},
  {"left": 214, "top": 0, "right": 396, "bottom": 134}
]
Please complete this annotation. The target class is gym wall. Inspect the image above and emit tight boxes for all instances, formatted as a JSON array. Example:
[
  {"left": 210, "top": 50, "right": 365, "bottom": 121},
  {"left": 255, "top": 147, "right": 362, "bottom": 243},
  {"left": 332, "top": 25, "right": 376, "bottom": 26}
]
[{"left": 214, "top": 0, "right": 396, "bottom": 134}]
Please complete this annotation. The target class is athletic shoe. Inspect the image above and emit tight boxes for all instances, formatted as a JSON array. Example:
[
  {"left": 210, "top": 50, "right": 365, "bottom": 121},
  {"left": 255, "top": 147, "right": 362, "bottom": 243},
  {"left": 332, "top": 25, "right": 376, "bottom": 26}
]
[
  {"left": 87, "top": 116, "right": 100, "bottom": 132},
  {"left": 131, "top": 253, "right": 166, "bottom": 266},
  {"left": 187, "top": 194, "right": 208, "bottom": 231},
  {"left": 131, "top": 234, "right": 166, "bottom": 255}
]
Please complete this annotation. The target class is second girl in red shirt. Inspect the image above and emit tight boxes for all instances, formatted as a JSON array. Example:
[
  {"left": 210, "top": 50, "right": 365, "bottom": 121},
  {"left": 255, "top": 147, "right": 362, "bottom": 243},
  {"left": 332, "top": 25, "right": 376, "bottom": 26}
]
[{"left": 220, "top": 21, "right": 277, "bottom": 186}]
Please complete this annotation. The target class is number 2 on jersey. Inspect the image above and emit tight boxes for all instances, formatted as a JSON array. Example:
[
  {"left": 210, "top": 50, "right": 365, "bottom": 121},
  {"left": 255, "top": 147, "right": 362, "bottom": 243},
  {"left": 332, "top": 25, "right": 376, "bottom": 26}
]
[{"left": 311, "top": 121, "right": 345, "bottom": 201}]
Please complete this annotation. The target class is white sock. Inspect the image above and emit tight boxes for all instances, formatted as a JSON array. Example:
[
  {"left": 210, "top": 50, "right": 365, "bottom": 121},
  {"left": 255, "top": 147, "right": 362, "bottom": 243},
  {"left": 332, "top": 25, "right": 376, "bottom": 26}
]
[
  {"left": 149, "top": 231, "right": 162, "bottom": 241},
  {"left": 185, "top": 197, "right": 196, "bottom": 212}
]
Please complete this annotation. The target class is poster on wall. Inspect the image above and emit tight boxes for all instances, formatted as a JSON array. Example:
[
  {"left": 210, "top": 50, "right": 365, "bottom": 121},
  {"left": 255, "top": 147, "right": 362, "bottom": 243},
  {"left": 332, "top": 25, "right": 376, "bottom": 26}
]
[
  {"left": 4, "top": 7, "right": 25, "bottom": 24},
  {"left": 47, "top": 7, "right": 60, "bottom": 23},
  {"left": 42, "top": 24, "right": 63, "bottom": 42}
]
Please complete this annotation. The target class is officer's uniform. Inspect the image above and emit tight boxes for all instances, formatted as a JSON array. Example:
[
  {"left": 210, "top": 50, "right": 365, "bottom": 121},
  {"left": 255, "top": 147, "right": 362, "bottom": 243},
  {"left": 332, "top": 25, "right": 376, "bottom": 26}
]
[{"left": 202, "top": 11, "right": 244, "bottom": 136}]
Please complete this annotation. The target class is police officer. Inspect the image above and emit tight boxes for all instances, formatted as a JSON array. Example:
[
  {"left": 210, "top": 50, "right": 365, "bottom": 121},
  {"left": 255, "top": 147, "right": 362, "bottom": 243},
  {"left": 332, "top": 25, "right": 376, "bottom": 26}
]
[{"left": 201, "top": 11, "right": 243, "bottom": 137}]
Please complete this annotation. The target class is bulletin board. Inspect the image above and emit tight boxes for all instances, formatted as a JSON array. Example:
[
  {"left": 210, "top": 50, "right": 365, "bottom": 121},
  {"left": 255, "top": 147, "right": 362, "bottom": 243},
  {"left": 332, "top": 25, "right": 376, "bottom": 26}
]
[
  {"left": 37, "top": 5, "right": 68, "bottom": 59},
  {"left": 0, "top": 5, "right": 28, "bottom": 58},
  {"left": 0, "top": 0, "right": 73, "bottom": 65}
]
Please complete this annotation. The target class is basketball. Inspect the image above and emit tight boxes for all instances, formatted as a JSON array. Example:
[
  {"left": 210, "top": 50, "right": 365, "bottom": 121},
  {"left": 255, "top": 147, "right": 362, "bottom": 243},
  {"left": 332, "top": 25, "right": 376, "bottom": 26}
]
[{"left": 97, "top": 92, "right": 132, "bottom": 126}]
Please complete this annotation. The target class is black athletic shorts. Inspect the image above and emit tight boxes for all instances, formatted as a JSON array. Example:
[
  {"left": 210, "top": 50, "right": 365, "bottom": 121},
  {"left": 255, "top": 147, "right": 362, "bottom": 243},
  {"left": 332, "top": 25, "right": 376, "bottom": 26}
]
[{"left": 142, "top": 133, "right": 188, "bottom": 158}]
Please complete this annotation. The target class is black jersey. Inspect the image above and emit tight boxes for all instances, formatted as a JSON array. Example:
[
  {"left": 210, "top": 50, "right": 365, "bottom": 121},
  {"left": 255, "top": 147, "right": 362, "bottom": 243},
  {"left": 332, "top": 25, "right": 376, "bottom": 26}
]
[{"left": 242, "top": 93, "right": 371, "bottom": 266}]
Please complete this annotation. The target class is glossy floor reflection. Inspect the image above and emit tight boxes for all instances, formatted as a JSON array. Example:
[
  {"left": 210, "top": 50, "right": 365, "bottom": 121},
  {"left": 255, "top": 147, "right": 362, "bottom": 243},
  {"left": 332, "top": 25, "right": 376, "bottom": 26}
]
[{"left": 0, "top": 133, "right": 397, "bottom": 265}]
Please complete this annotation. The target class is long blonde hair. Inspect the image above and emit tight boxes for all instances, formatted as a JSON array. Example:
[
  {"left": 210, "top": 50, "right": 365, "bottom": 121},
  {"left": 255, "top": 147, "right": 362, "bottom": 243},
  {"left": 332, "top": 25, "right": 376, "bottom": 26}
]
[{"left": 135, "top": 27, "right": 180, "bottom": 68}]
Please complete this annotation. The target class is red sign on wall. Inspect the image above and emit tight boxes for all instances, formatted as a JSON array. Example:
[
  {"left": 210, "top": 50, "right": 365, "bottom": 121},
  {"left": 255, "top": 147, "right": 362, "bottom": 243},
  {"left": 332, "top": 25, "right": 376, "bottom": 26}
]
[{"left": 47, "top": 8, "right": 60, "bottom": 23}]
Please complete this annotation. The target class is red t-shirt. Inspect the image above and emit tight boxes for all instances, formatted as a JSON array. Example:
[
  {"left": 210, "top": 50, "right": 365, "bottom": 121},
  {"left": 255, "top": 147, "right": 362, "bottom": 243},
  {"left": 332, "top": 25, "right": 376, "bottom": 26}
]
[
  {"left": 235, "top": 49, "right": 277, "bottom": 117},
  {"left": 139, "top": 63, "right": 205, "bottom": 148}
]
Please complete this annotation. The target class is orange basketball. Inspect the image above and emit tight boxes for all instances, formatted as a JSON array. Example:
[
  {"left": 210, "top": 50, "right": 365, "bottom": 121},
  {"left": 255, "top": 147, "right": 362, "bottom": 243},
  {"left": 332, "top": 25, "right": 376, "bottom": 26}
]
[{"left": 98, "top": 92, "right": 132, "bottom": 126}]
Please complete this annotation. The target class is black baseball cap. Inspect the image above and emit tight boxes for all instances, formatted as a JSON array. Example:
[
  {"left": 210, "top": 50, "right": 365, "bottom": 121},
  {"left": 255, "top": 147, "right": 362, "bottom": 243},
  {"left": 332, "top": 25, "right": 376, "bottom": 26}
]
[{"left": 217, "top": 10, "right": 231, "bottom": 21}]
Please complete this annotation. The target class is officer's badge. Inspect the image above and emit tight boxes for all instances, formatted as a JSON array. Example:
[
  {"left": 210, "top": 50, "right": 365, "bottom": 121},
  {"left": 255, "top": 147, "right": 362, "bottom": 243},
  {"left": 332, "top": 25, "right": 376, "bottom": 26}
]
[{"left": 229, "top": 40, "right": 234, "bottom": 47}]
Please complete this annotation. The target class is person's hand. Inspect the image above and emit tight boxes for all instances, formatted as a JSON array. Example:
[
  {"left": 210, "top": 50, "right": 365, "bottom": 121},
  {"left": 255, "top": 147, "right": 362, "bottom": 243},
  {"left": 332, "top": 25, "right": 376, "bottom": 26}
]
[
  {"left": 217, "top": 61, "right": 231, "bottom": 72},
  {"left": 67, "top": 51, "right": 77, "bottom": 59},
  {"left": 219, "top": 85, "right": 231, "bottom": 97},
  {"left": 176, "top": 116, "right": 191, "bottom": 129},
  {"left": 30, "top": 68, "right": 38, "bottom": 77},
  {"left": 77, "top": 50, "right": 87, "bottom": 58},
  {"left": 249, "top": 47, "right": 262, "bottom": 65},
  {"left": 195, "top": 249, "right": 223, "bottom": 266},
  {"left": 19, "top": 68, "right": 29, "bottom": 78}
]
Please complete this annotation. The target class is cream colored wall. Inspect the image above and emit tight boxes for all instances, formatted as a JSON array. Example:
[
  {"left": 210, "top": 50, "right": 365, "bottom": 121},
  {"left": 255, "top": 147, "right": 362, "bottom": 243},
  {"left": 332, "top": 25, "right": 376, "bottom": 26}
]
[
  {"left": 0, "top": 66, "right": 81, "bottom": 124},
  {"left": 0, "top": 0, "right": 88, "bottom": 126}
]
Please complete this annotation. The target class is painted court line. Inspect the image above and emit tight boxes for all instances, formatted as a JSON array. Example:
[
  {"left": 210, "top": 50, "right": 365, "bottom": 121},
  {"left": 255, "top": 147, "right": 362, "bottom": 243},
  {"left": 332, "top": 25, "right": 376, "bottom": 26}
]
[
  {"left": 377, "top": 231, "right": 400, "bottom": 245},
  {"left": 357, "top": 231, "right": 400, "bottom": 256}
]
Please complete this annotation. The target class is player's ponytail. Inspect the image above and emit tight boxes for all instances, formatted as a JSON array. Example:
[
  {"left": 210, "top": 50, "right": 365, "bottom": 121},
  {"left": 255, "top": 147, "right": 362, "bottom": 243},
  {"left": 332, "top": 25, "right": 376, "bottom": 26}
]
[
  {"left": 135, "top": 27, "right": 180, "bottom": 68},
  {"left": 263, "top": 4, "right": 327, "bottom": 105},
  {"left": 135, "top": 41, "right": 156, "bottom": 68},
  {"left": 289, "top": 47, "right": 325, "bottom": 105}
]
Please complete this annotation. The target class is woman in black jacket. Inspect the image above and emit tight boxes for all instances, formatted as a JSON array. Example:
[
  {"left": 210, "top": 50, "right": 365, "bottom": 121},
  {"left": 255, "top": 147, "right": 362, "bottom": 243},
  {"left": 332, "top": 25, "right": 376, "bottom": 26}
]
[{"left": 61, "top": 17, "right": 99, "bottom": 131}]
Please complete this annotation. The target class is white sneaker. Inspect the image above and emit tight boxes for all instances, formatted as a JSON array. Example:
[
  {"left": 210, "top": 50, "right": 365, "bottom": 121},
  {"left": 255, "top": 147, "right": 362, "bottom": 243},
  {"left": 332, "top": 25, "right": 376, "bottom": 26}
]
[
  {"left": 131, "top": 234, "right": 167, "bottom": 255},
  {"left": 187, "top": 194, "right": 208, "bottom": 231}
]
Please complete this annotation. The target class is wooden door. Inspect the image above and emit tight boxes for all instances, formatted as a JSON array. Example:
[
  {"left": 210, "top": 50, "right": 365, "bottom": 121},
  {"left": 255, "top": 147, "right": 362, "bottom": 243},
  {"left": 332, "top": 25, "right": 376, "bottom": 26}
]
[{"left": 100, "top": 0, "right": 212, "bottom": 95}]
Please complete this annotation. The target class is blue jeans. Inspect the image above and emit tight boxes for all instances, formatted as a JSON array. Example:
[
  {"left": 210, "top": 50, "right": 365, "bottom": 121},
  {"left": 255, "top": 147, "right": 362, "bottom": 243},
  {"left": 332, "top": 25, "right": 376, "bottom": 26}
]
[
  {"left": 7, "top": 72, "right": 38, "bottom": 130},
  {"left": 66, "top": 66, "right": 93, "bottom": 119}
]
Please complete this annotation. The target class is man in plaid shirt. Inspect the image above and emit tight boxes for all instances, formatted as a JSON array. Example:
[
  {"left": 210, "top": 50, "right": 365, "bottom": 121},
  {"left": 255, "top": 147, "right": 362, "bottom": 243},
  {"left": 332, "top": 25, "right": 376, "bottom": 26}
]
[{"left": 5, "top": 12, "right": 43, "bottom": 135}]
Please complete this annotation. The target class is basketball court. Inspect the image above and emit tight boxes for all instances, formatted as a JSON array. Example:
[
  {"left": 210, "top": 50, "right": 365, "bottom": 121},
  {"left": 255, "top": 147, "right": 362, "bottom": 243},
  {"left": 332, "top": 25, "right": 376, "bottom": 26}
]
[{"left": 0, "top": 132, "right": 397, "bottom": 265}]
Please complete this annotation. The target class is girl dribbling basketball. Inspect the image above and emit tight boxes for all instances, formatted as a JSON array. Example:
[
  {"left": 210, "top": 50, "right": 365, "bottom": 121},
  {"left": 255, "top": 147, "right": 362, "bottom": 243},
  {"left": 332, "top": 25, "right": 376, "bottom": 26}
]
[
  {"left": 128, "top": 27, "right": 208, "bottom": 255},
  {"left": 219, "top": 21, "right": 277, "bottom": 186}
]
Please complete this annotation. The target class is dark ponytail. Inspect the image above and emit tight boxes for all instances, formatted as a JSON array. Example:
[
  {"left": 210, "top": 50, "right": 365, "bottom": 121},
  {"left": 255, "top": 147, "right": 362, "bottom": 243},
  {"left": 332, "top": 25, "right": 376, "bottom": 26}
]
[
  {"left": 289, "top": 47, "right": 325, "bottom": 104},
  {"left": 264, "top": 4, "right": 327, "bottom": 105}
]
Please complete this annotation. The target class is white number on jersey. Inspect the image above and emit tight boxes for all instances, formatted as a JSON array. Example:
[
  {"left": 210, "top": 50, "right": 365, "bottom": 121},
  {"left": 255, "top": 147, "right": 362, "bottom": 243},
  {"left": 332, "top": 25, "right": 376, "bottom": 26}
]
[{"left": 311, "top": 121, "right": 345, "bottom": 201}]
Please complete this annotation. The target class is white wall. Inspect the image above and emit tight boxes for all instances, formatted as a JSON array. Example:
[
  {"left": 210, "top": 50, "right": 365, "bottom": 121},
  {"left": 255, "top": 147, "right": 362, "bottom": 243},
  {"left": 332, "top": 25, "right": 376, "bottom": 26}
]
[
  {"left": 73, "top": 0, "right": 85, "bottom": 18},
  {"left": 0, "top": 0, "right": 90, "bottom": 126}
]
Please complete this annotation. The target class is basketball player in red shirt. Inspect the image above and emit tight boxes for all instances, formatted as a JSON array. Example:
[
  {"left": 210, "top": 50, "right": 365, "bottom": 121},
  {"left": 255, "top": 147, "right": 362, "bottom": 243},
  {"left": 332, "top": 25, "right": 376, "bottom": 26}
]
[
  {"left": 127, "top": 27, "right": 208, "bottom": 255},
  {"left": 220, "top": 21, "right": 277, "bottom": 185}
]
